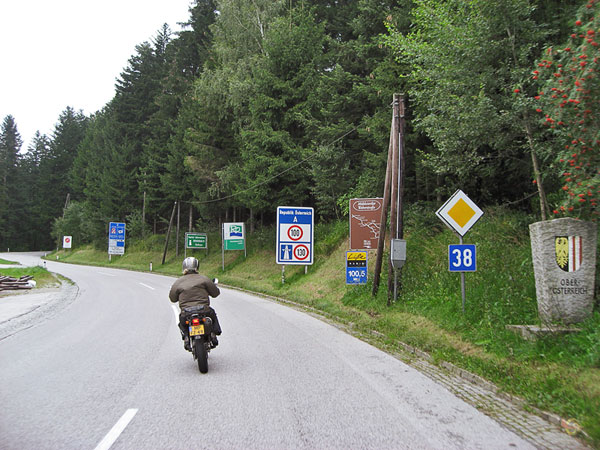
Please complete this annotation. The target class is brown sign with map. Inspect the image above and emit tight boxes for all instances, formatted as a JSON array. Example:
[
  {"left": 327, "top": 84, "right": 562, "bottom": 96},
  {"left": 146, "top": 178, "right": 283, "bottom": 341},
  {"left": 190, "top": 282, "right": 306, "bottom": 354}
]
[{"left": 349, "top": 198, "right": 382, "bottom": 250}]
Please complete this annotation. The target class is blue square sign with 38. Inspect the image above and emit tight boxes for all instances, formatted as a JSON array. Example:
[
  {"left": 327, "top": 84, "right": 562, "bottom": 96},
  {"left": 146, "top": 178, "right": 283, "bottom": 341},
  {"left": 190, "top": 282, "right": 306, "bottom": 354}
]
[{"left": 448, "top": 244, "right": 477, "bottom": 272}]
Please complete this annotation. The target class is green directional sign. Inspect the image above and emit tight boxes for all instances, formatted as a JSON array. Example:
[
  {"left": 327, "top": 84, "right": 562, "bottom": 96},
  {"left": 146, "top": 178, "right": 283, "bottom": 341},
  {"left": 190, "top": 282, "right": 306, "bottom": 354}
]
[{"left": 186, "top": 232, "right": 207, "bottom": 249}]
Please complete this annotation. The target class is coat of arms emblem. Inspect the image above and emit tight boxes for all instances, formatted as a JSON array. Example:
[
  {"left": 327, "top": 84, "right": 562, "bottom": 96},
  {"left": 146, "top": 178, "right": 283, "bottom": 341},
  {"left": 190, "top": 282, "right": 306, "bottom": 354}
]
[{"left": 555, "top": 236, "right": 583, "bottom": 272}]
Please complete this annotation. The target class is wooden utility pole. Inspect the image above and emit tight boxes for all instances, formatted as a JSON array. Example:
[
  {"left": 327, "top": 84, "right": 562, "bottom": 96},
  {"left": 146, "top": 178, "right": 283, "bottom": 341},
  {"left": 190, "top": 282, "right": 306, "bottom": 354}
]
[
  {"left": 372, "top": 120, "right": 394, "bottom": 296},
  {"left": 62, "top": 193, "right": 70, "bottom": 218},
  {"left": 372, "top": 94, "right": 407, "bottom": 302},
  {"left": 176, "top": 201, "right": 180, "bottom": 258},
  {"left": 142, "top": 191, "right": 146, "bottom": 237},
  {"left": 162, "top": 201, "right": 177, "bottom": 265},
  {"left": 388, "top": 94, "right": 407, "bottom": 303},
  {"left": 387, "top": 95, "right": 400, "bottom": 304}
]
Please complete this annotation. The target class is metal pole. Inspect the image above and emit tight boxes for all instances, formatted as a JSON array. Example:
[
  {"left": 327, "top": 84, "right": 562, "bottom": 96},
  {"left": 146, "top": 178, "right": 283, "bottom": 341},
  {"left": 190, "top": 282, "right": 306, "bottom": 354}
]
[
  {"left": 395, "top": 94, "right": 406, "bottom": 303},
  {"left": 460, "top": 234, "right": 466, "bottom": 313},
  {"left": 397, "top": 94, "right": 406, "bottom": 240},
  {"left": 222, "top": 223, "right": 225, "bottom": 271},
  {"left": 282, "top": 265, "right": 286, "bottom": 284}
]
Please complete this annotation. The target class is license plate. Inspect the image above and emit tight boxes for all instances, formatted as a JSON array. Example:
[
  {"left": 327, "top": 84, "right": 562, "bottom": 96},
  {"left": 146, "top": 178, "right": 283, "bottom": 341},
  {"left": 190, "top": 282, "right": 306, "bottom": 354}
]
[{"left": 189, "top": 324, "right": 205, "bottom": 336}]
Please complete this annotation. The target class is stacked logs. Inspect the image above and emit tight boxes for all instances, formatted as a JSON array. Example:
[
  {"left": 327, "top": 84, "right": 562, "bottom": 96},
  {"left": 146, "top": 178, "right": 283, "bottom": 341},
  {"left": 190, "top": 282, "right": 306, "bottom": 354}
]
[{"left": 0, "top": 275, "right": 34, "bottom": 291}]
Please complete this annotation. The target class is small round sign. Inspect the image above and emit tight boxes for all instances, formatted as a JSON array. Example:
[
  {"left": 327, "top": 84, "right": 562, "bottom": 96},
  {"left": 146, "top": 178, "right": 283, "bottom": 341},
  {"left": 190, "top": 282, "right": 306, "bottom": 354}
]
[
  {"left": 293, "top": 244, "right": 309, "bottom": 260},
  {"left": 287, "top": 225, "right": 303, "bottom": 241}
]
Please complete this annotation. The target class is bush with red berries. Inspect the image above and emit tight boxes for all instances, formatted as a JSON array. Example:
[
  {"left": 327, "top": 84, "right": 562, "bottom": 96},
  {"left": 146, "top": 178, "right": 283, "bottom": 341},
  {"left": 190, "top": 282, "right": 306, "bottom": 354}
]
[{"left": 534, "top": 0, "right": 600, "bottom": 221}]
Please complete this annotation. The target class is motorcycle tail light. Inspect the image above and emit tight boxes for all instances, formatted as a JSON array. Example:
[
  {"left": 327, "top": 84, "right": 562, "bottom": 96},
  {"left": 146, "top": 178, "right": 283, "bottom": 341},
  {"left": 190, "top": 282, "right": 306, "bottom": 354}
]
[{"left": 191, "top": 318, "right": 201, "bottom": 326}]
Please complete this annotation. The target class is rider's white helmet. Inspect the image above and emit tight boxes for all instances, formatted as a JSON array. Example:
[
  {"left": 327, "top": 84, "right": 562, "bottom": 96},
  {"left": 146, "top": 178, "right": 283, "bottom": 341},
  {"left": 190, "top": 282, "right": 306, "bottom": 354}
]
[{"left": 182, "top": 257, "right": 199, "bottom": 274}]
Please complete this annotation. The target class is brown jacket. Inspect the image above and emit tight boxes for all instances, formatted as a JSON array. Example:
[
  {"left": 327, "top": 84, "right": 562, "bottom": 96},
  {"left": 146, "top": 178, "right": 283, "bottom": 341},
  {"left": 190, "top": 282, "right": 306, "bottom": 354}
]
[{"left": 169, "top": 273, "right": 220, "bottom": 310}]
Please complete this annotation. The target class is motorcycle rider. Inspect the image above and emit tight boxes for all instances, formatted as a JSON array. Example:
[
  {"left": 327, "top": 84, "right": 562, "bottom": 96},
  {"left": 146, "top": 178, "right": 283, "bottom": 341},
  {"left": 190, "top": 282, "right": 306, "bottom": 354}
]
[{"left": 169, "top": 257, "right": 221, "bottom": 351}]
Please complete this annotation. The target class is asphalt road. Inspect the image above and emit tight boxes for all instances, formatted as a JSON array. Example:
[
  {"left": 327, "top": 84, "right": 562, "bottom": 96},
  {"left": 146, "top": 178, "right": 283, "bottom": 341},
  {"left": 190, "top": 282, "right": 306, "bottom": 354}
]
[{"left": 0, "top": 252, "right": 536, "bottom": 449}]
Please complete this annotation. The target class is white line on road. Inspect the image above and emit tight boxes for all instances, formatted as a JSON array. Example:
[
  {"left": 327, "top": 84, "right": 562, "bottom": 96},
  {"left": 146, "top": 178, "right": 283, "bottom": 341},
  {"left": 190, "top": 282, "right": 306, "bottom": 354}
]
[
  {"left": 171, "top": 305, "right": 180, "bottom": 323},
  {"left": 138, "top": 282, "right": 155, "bottom": 290},
  {"left": 98, "top": 272, "right": 116, "bottom": 277},
  {"left": 94, "top": 408, "right": 138, "bottom": 450}
]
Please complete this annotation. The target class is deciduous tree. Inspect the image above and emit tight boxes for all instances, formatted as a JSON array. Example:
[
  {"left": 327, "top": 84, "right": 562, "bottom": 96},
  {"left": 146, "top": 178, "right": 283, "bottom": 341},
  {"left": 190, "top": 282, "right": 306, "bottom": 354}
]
[{"left": 535, "top": 0, "right": 600, "bottom": 221}]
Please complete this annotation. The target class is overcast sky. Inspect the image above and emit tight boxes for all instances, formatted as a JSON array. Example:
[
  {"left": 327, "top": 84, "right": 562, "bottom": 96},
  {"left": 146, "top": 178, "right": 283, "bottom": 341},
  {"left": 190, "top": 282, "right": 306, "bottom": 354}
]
[{"left": 0, "top": 0, "right": 193, "bottom": 151}]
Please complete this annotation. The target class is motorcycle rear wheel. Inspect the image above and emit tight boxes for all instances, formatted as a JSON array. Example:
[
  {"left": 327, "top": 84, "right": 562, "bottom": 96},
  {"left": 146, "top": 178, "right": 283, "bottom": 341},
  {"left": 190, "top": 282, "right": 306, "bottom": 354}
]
[{"left": 193, "top": 338, "right": 209, "bottom": 373}]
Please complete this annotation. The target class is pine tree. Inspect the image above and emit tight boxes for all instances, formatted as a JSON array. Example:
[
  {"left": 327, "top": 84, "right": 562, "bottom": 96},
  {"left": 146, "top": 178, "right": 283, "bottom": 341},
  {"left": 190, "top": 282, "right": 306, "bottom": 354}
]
[
  {"left": 37, "top": 107, "right": 88, "bottom": 247},
  {"left": 21, "top": 133, "right": 51, "bottom": 248},
  {"left": 0, "top": 115, "right": 23, "bottom": 249}
]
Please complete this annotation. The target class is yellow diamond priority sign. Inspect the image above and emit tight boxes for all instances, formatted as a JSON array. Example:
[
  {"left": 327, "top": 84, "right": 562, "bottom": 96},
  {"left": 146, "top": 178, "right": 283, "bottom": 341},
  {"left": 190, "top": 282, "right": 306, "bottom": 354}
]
[{"left": 436, "top": 190, "right": 483, "bottom": 236}]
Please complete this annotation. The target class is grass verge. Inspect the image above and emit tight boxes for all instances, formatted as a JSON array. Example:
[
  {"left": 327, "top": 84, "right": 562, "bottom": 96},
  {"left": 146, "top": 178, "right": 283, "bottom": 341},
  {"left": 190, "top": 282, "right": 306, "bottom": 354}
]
[{"left": 0, "top": 258, "right": 18, "bottom": 265}]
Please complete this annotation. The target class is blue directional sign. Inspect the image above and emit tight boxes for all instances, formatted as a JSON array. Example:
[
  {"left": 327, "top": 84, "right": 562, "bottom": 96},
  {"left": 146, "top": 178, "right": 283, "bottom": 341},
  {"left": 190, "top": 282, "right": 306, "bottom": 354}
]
[
  {"left": 276, "top": 207, "right": 314, "bottom": 265},
  {"left": 448, "top": 244, "right": 476, "bottom": 272}
]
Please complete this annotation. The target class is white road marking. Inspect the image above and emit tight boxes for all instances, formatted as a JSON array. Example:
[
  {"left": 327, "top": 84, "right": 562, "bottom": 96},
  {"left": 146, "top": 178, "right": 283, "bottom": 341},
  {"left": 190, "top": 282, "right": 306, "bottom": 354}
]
[
  {"left": 94, "top": 408, "right": 138, "bottom": 450},
  {"left": 138, "top": 282, "right": 155, "bottom": 290},
  {"left": 98, "top": 272, "right": 116, "bottom": 277},
  {"left": 171, "top": 305, "right": 180, "bottom": 323}
]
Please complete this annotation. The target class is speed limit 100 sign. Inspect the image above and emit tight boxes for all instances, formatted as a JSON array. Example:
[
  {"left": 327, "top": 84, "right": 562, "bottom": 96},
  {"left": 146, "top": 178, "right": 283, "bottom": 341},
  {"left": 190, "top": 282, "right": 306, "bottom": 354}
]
[{"left": 276, "top": 206, "right": 314, "bottom": 265}]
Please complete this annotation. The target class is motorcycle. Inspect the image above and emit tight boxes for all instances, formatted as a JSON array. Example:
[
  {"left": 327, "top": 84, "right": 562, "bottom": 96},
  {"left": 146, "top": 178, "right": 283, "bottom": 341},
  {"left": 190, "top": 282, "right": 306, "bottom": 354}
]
[{"left": 183, "top": 304, "right": 217, "bottom": 373}]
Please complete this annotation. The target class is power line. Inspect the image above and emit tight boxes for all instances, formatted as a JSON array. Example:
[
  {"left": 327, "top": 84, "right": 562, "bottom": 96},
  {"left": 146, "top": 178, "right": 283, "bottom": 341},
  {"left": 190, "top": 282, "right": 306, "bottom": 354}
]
[{"left": 184, "top": 127, "right": 357, "bottom": 206}]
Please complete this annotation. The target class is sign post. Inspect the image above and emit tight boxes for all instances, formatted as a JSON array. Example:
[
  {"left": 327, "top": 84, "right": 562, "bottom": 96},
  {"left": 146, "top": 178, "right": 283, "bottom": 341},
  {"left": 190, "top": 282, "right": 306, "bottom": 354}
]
[
  {"left": 108, "top": 222, "right": 126, "bottom": 260},
  {"left": 276, "top": 206, "right": 314, "bottom": 283},
  {"left": 435, "top": 190, "right": 483, "bottom": 312},
  {"left": 222, "top": 223, "right": 245, "bottom": 270}
]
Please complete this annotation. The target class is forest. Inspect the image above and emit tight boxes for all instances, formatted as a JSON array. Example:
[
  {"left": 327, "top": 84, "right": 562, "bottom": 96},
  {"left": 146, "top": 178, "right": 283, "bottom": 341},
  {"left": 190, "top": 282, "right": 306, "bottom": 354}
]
[{"left": 0, "top": 0, "right": 598, "bottom": 251}]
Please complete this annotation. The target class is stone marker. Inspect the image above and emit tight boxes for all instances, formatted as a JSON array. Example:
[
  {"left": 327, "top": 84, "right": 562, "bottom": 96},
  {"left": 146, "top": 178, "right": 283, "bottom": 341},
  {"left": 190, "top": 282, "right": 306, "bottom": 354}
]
[{"left": 529, "top": 218, "right": 597, "bottom": 324}]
